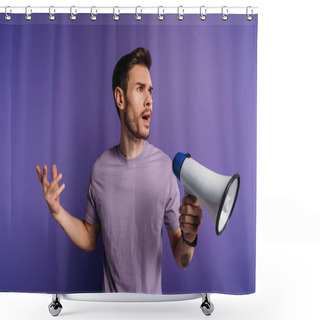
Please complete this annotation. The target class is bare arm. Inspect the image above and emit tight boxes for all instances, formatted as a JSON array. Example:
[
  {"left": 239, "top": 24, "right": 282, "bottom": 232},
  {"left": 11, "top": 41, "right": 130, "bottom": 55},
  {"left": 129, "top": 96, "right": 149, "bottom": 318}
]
[
  {"left": 36, "top": 164, "right": 100, "bottom": 253},
  {"left": 55, "top": 206, "right": 100, "bottom": 253},
  {"left": 168, "top": 195, "right": 203, "bottom": 270},
  {"left": 168, "top": 229, "right": 195, "bottom": 270}
]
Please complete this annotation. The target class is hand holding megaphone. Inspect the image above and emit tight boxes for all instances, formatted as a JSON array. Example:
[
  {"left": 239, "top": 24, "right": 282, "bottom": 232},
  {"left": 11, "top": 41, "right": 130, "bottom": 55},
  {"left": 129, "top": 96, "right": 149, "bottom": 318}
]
[
  {"left": 178, "top": 194, "right": 203, "bottom": 244},
  {"left": 173, "top": 153, "right": 240, "bottom": 236}
]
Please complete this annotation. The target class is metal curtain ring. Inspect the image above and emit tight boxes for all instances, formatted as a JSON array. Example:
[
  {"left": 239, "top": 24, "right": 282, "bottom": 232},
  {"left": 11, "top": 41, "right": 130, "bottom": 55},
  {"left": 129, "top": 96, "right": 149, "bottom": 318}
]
[
  {"left": 221, "top": 6, "right": 228, "bottom": 21},
  {"left": 25, "top": 6, "right": 32, "bottom": 21},
  {"left": 246, "top": 6, "right": 253, "bottom": 21},
  {"left": 200, "top": 6, "right": 207, "bottom": 21},
  {"left": 113, "top": 6, "right": 120, "bottom": 21},
  {"left": 5, "top": 6, "right": 12, "bottom": 21},
  {"left": 90, "top": 6, "right": 97, "bottom": 21},
  {"left": 70, "top": 6, "right": 77, "bottom": 21},
  {"left": 49, "top": 6, "right": 56, "bottom": 21},
  {"left": 135, "top": 6, "right": 142, "bottom": 21},
  {"left": 158, "top": 6, "right": 164, "bottom": 21},
  {"left": 177, "top": 6, "right": 184, "bottom": 21}
]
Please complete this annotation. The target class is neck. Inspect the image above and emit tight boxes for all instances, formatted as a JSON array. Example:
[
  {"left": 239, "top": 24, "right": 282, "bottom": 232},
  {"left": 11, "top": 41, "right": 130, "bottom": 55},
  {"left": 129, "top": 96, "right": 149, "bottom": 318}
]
[{"left": 119, "top": 129, "right": 144, "bottom": 160}]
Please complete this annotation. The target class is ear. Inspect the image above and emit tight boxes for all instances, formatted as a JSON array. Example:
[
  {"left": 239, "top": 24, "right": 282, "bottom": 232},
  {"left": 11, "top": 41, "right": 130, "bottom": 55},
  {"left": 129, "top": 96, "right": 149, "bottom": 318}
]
[{"left": 114, "top": 87, "right": 125, "bottom": 112}]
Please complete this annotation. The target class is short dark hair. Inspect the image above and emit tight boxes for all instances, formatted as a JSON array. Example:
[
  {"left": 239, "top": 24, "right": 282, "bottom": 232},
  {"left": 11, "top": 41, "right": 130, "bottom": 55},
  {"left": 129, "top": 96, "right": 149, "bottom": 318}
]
[{"left": 112, "top": 47, "right": 152, "bottom": 118}]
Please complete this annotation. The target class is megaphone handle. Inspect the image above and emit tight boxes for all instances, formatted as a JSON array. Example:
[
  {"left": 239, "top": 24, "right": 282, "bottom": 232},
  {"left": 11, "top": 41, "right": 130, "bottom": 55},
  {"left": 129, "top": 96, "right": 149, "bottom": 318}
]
[{"left": 181, "top": 191, "right": 192, "bottom": 234}]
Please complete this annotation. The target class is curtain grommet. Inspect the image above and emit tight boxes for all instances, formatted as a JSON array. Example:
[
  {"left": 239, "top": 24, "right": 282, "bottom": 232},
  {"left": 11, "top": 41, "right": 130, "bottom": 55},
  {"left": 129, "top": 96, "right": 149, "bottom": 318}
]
[
  {"left": 221, "top": 6, "right": 228, "bottom": 21},
  {"left": 200, "top": 6, "right": 207, "bottom": 21},
  {"left": 177, "top": 6, "right": 184, "bottom": 21},
  {"left": 113, "top": 6, "right": 120, "bottom": 21},
  {"left": 246, "top": 6, "right": 253, "bottom": 21},
  {"left": 158, "top": 6, "right": 164, "bottom": 21},
  {"left": 70, "top": 6, "right": 77, "bottom": 21},
  {"left": 25, "top": 6, "right": 32, "bottom": 21},
  {"left": 135, "top": 6, "right": 142, "bottom": 21},
  {"left": 49, "top": 6, "right": 56, "bottom": 21},
  {"left": 5, "top": 6, "right": 12, "bottom": 21},
  {"left": 90, "top": 6, "right": 97, "bottom": 21}
]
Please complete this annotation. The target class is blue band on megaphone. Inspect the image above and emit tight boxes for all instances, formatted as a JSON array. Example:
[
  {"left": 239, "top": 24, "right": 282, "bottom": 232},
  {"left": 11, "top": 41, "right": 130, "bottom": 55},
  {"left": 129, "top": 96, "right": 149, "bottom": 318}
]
[{"left": 172, "top": 152, "right": 190, "bottom": 180}]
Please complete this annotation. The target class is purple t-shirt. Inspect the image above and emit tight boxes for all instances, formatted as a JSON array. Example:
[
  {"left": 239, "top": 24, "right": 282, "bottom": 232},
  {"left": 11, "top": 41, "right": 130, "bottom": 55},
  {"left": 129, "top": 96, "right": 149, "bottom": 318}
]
[{"left": 85, "top": 140, "right": 180, "bottom": 294}]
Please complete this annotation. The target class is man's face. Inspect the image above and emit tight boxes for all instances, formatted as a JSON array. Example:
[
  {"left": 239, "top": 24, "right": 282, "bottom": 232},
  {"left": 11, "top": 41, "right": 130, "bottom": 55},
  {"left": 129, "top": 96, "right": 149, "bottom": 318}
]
[{"left": 123, "top": 64, "right": 153, "bottom": 140}]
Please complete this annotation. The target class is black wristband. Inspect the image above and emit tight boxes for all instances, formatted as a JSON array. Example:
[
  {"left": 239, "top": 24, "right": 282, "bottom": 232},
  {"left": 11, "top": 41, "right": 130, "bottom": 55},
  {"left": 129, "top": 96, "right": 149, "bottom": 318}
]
[{"left": 181, "top": 230, "right": 198, "bottom": 247}]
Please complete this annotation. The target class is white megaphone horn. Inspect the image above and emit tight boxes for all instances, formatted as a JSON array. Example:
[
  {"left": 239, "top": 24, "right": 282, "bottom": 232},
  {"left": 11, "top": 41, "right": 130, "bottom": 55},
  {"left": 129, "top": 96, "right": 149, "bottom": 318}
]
[{"left": 172, "top": 152, "right": 240, "bottom": 236}]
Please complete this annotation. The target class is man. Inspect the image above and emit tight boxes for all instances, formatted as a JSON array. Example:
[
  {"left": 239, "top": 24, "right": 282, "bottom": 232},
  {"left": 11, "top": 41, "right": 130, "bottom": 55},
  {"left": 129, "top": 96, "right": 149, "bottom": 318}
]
[{"left": 36, "top": 47, "right": 203, "bottom": 294}]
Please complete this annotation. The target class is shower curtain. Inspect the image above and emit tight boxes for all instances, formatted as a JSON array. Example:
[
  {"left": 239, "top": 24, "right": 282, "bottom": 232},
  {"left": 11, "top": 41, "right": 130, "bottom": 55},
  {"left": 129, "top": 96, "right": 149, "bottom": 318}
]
[{"left": 0, "top": 10, "right": 257, "bottom": 295}]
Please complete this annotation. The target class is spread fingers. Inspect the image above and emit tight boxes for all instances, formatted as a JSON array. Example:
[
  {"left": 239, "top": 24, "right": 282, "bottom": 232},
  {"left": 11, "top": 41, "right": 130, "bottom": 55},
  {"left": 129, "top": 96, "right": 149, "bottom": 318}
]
[
  {"left": 47, "top": 173, "right": 63, "bottom": 193},
  {"left": 52, "top": 183, "right": 65, "bottom": 200}
]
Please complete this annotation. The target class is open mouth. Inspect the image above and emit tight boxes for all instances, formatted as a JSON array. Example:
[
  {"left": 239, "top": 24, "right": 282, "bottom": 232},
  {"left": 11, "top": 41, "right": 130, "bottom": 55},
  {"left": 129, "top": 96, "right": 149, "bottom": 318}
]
[{"left": 142, "top": 113, "right": 151, "bottom": 124}]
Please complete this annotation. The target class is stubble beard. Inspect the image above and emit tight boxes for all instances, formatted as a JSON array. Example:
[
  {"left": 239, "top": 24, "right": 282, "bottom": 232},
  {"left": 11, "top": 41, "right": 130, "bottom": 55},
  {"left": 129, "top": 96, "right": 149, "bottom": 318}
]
[{"left": 124, "top": 107, "right": 150, "bottom": 140}]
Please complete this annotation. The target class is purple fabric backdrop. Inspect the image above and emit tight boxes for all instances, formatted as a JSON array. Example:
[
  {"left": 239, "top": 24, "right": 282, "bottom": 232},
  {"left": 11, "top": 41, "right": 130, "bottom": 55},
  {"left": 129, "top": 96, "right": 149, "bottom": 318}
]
[{"left": 0, "top": 13, "right": 257, "bottom": 294}]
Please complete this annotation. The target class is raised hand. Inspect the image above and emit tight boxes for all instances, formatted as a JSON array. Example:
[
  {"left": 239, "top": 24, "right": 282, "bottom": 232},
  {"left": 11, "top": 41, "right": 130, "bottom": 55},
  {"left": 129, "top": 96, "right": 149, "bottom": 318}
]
[{"left": 36, "top": 164, "right": 65, "bottom": 220}]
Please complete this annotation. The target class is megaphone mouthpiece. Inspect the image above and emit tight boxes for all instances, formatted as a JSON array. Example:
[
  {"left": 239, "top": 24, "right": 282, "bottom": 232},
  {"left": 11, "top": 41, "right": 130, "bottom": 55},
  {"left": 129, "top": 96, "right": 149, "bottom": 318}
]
[{"left": 172, "top": 152, "right": 191, "bottom": 180}]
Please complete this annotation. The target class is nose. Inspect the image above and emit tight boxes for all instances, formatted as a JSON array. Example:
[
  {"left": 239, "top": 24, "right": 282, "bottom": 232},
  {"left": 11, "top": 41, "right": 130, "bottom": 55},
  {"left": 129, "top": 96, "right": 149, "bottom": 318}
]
[{"left": 145, "top": 92, "right": 153, "bottom": 109}]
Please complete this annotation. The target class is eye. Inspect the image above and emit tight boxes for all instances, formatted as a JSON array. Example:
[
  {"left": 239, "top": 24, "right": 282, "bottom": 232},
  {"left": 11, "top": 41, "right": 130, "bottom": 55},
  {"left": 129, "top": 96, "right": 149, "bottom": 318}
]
[{"left": 137, "top": 87, "right": 142, "bottom": 92}]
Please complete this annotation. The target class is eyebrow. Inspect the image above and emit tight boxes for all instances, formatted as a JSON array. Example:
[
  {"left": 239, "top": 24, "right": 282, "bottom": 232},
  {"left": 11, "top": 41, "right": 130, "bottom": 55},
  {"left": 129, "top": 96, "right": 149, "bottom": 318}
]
[{"left": 136, "top": 82, "right": 154, "bottom": 92}]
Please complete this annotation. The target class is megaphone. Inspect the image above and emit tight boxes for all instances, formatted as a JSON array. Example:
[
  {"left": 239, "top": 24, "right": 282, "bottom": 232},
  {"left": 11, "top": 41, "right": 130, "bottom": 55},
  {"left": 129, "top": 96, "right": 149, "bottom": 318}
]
[{"left": 172, "top": 152, "right": 240, "bottom": 236}]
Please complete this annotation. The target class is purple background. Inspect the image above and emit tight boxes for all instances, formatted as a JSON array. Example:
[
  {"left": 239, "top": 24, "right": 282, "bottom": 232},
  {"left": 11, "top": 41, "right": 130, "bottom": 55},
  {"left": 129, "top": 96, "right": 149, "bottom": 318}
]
[{"left": 0, "top": 13, "right": 257, "bottom": 294}]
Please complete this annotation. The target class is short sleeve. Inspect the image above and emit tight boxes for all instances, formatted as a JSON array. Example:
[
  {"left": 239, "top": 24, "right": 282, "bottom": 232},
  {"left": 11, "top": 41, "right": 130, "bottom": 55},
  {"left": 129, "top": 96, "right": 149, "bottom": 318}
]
[
  {"left": 164, "top": 172, "right": 180, "bottom": 231},
  {"left": 84, "top": 173, "right": 100, "bottom": 225}
]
